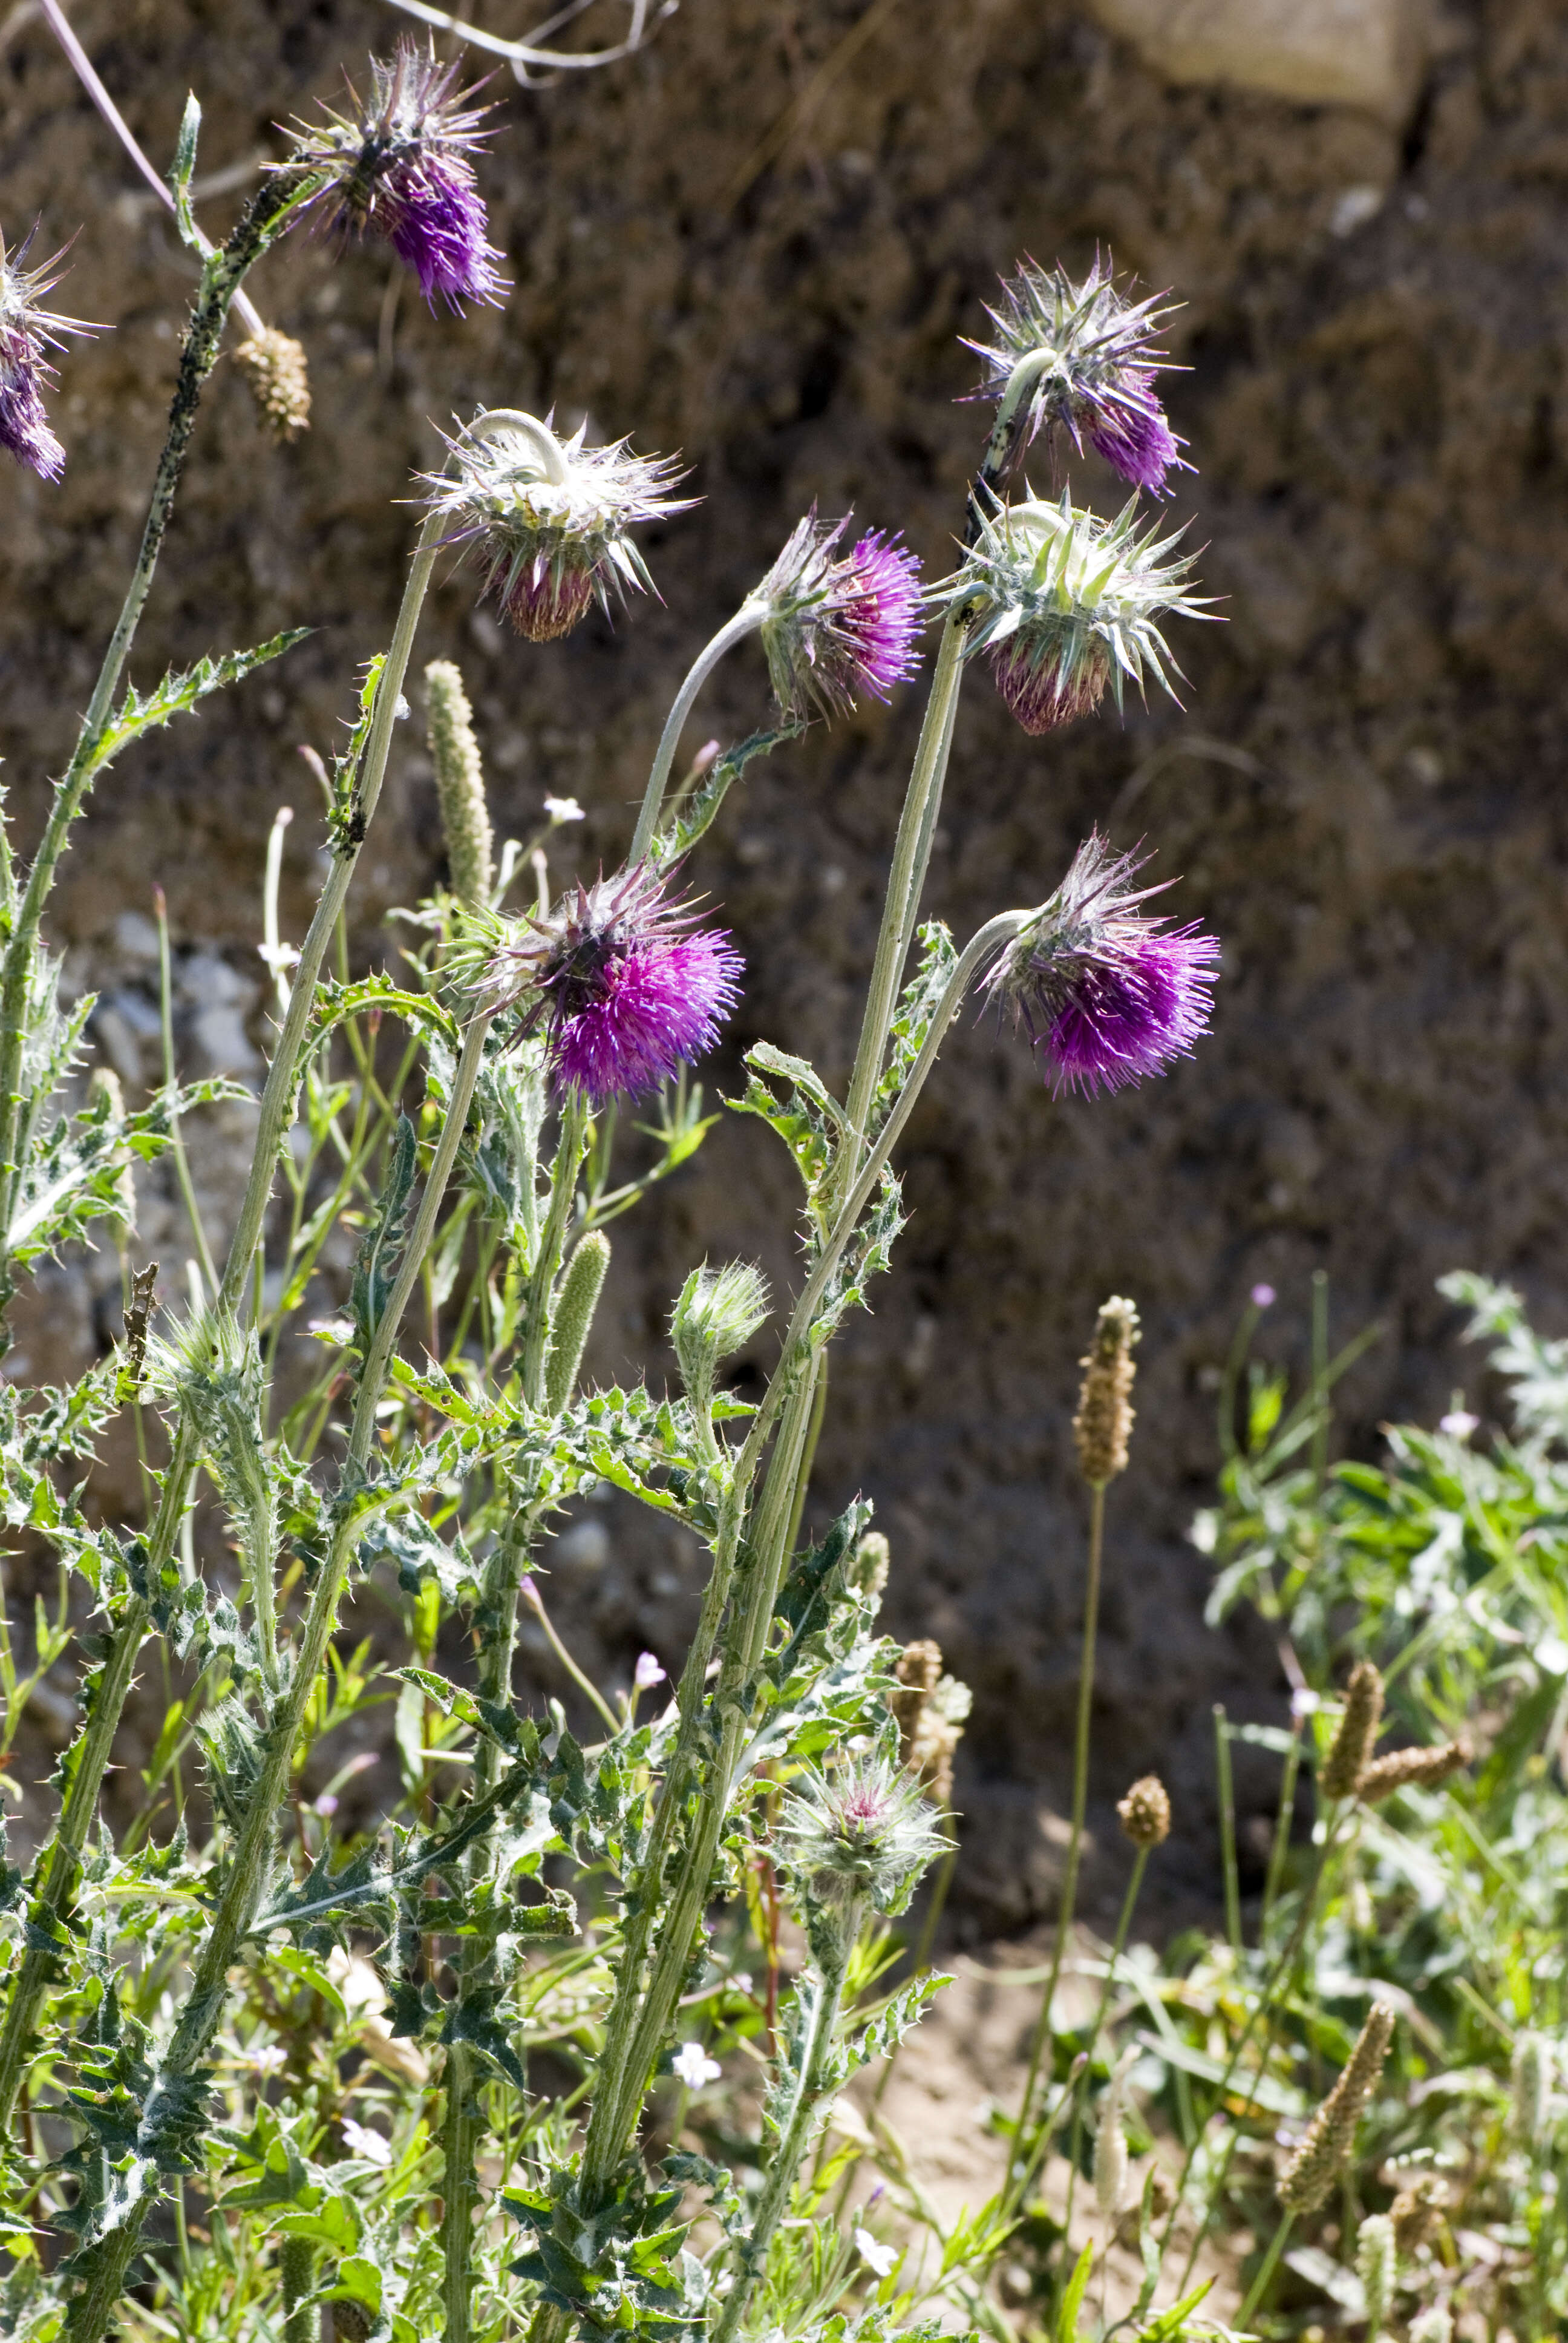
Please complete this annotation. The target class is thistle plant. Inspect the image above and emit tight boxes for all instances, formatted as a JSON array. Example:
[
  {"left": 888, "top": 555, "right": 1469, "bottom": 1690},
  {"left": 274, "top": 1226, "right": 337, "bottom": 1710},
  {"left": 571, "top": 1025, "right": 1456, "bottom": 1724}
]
[{"left": 0, "top": 42, "right": 1231, "bottom": 2343}]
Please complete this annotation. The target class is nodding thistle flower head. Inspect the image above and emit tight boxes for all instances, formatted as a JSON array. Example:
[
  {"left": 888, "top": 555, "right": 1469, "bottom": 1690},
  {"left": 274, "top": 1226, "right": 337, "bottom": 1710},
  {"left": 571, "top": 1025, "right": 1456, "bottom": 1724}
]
[
  {"left": 777, "top": 1757, "right": 950, "bottom": 1917},
  {"left": 754, "top": 511, "right": 923, "bottom": 718},
  {"left": 478, "top": 861, "right": 742, "bottom": 1106},
  {"left": 0, "top": 231, "right": 94, "bottom": 482},
  {"left": 425, "top": 411, "right": 691, "bottom": 643},
  {"left": 1321, "top": 1659, "right": 1385, "bottom": 1801},
  {"left": 966, "top": 254, "right": 1185, "bottom": 496},
  {"left": 1278, "top": 2001, "right": 1394, "bottom": 2215},
  {"left": 1074, "top": 1294, "right": 1141, "bottom": 1486},
  {"left": 949, "top": 491, "right": 1209, "bottom": 736},
  {"left": 285, "top": 37, "right": 505, "bottom": 310},
  {"left": 1117, "top": 1773, "right": 1171, "bottom": 1850},
  {"left": 982, "top": 833, "right": 1218, "bottom": 1098}
]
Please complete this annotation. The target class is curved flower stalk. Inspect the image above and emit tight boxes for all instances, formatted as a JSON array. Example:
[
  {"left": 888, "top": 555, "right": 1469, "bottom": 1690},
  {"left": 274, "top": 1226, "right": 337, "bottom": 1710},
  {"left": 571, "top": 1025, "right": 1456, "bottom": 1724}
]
[
  {"left": 0, "top": 229, "right": 96, "bottom": 481},
  {"left": 284, "top": 34, "right": 506, "bottom": 309},
  {"left": 982, "top": 832, "right": 1218, "bottom": 1095},
  {"left": 477, "top": 861, "right": 743, "bottom": 1104},
  {"left": 949, "top": 490, "right": 1212, "bottom": 735},
  {"left": 629, "top": 509, "right": 922, "bottom": 860},
  {"left": 425, "top": 407, "right": 691, "bottom": 641},
  {"left": 966, "top": 252, "right": 1184, "bottom": 497}
]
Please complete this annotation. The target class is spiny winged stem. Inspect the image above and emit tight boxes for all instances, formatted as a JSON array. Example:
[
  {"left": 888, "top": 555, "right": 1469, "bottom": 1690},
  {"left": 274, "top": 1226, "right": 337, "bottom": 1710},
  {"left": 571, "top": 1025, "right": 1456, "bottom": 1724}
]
[
  {"left": 0, "top": 474, "right": 468, "bottom": 2131},
  {"left": 711, "top": 1900, "right": 866, "bottom": 2343},
  {"left": 0, "top": 169, "right": 319, "bottom": 1241},
  {"left": 629, "top": 606, "right": 769, "bottom": 865},
  {"left": 64, "top": 1014, "right": 494, "bottom": 2343},
  {"left": 519, "top": 1093, "right": 591, "bottom": 1409},
  {"left": 576, "top": 910, "right": 1028, "bottom": 2200}
]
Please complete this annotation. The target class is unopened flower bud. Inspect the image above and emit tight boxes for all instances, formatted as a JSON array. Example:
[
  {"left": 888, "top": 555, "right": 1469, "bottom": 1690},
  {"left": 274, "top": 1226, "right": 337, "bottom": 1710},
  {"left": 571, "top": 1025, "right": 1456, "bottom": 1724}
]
[
  {"left": 1357, "top": 1737, "right": 1469, "bottom": 1805},
  {"left": 778, "top": 1757, "right": 949, "bottom": 1916},
  {"left": 1073, "top": 1296, "right": 1140, "bottom": 1488},
  {"left": 670, "top": 1260, "right": 770, "bottom": 1425},
  {"left": 944, "top": 491, "right": 1210, "bottom": 737},
  {"left": 1117, "top": 1774, "right": 1171, "bottom": 1850},
  {"left": 426, "top": 410, "right": 690, "bottom": 643},
  {"left": 1321, "top": 1660, "right": 1385, "bottom": 1801},
  {"left": 1278, "top": 2002, "right": 1394, "bottom": 2214},
  {"left": 424, "top": 660, "right": 494, "bottom": 907},
  {"left": 234, "top": 328, "right": 312, "bottom": 441}
]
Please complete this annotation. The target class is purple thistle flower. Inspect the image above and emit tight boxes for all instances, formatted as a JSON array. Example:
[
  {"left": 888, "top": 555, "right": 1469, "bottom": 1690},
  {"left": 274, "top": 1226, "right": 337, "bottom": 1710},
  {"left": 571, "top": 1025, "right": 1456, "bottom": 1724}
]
[
  {"left": 424, "top": 411, "right": 693, "bottom": 643},
  {"left": 984, "top": 833, "right": 1218, "bottom": 1097},
  {"left": 756, "top": 511, "right": 923, "bottom": 718},
  {"left": 286, "top": 38, "right": 506, "bottom": 312},
  {"left": 965, "top": 253, "right": 1186, "bottom": 497},
  {"left": 0, "top": 231, "right": 95, "bottom": 482},
  {"left": 480, "top": 862, "right": 742, "bottom": 1106}
]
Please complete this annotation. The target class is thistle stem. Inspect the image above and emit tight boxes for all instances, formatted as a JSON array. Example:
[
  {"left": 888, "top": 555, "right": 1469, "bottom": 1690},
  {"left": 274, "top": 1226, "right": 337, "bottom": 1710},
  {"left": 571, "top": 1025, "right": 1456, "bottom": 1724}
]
[
  {"left": 0, "top": 174, "right": 315, "bottom": 1245},
  {"left": 1010, "top": 1478, "right": 1106, "bottom": 2206},
  {"left": 629, "top": 606, "right": 765, "bottom": 865},
  {"left": 711, "top": 1902, "right": 864, "bottom": 2343},
  {"left": 518, "top": 1092, "right": 590, "bottom": 1409}
]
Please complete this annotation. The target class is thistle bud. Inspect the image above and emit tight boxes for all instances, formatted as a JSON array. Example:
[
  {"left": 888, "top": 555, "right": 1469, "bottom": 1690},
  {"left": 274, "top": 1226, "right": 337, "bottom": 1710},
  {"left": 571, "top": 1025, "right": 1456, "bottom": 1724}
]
[
  {"left": 1357, "top": 1737, "right": 1469, "bottom": 1805},
  {"left": 1321, "top": 1660, "right": 1385, "bottom": 1801},
  {"left": 234, "top": 329, "right": 312, "bottom": 441},
  {"left": 1355, "top": 2212, "right": 1395, "bottom": 2338},
  {"left": 670, "top": 1260, "right": 770, "bottom": 1425},
  {"left": 982, "top": 834, "right": 1217, "bottom": 1098},
  {"left": 942, "top": 491, "right": 1210, "bottom": 737},
  {"left": 753, "top": 511, "right": 923, "bottom": 718},
  {"left": 777, "top": 1757, "right": 950, "bottom": 1918},
  {"left": 1072, "top": 1295, "right": 1140, "bottom": 1489},
  {"left": 544, "top": 1232, "right": 610, "bottom": 1417},
  {"left": 423, "top": 660, "right": 494, "bottom": 908},
  {"left": 1093, "top": 2045, "right": 1137, "bottom": 2222},
  {"left": 1278, "top": 2002, "right": 1394, "bottom": 2214},
  {"left": 849, "top": 1530, "right": 890, "bottom": 1600},
  {"left": 425, "top": 411, "right": 691, "bottom": 643},
  {"left": 1117, "top": 1774, "right": 1171, "bottom": 1850}
]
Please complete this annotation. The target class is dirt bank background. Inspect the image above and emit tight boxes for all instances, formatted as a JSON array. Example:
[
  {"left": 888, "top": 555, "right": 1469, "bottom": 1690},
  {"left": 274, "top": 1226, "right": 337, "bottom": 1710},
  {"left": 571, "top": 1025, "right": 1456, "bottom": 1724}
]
[{"left": 1, "top": 0, "right": 1563, "bottom": 1935}]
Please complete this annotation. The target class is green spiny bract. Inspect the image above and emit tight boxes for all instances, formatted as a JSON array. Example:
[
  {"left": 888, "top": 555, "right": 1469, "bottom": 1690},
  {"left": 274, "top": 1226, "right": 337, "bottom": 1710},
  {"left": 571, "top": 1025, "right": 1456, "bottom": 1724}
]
[{"left": 777, "top": 1755, "right": 949, "bottom": 1919}]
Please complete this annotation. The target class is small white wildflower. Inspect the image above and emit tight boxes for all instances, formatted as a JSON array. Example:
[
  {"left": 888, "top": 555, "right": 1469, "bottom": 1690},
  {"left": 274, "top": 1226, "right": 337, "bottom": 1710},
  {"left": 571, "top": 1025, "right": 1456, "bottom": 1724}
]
[
  {"left": 241, "top": 2042, "right": 287, "bottom": 2075},
  {"left": 544, "top": 795, "right": 586, "bottom": 824},
  {"left": 854, "top": 2229, "right": 899, "bottom": 2278},
  {"left": 634, "top": 1651, "right": 667, "bottom": 1691},
  {"left": 1439, "top": 1409, "right": 1478, "bottom": 1439},
  {"left": 341, "top": 2117, "right": 393, "bottom": 2167},
  {"left": 671, "top": 2041, "right": 722, "bottom": 2089}
]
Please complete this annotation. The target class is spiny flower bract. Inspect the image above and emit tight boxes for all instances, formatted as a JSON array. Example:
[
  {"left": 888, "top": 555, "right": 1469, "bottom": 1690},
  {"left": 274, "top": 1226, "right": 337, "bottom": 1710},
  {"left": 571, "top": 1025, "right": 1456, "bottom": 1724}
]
[
  {"left": 425, "top": 411, "right": 691, "bottom": 642},
  {"left": 777, "top": 1755, "right": 949, "bottom": 1915},
  {"left": 983, "top": 833, "right": 1218, "bottom": 1097},
  {"left": 756, "top": 511, "right": 923, "bottom": 718},
  {"left": 950, "top": 490, "right": 1211, "bottom": 736},
  {"left": 967, "top": 253, "right": 1184, "bottom": 496},
  {"left": 0, "top": 231, "right": 95, "bottom": 482},
  {"left": 479, "top": 862, "right": 741, "bottom": 1106},
  {"left": 285, "top": 37, "right": 505, "bottom": 311}
]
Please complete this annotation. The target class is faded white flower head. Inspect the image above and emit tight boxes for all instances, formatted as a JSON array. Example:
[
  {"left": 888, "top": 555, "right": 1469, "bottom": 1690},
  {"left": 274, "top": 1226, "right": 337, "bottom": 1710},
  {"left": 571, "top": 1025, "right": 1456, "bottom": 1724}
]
[
  {"left": 340, "top": 2116, "right": 393, "bottom": 2166},
  {"left": 854, "top": 2229, "right": 899, "bottom": 2278},
  {"left": 671, "top": 2041, "right": 722, "bottom": 2090}
]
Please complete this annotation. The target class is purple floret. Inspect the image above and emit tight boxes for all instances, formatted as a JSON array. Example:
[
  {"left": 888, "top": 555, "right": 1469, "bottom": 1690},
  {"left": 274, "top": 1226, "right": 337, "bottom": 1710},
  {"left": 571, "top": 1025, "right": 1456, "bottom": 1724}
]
[
  {"left": 985, "top": 831, "right": 1218, "bottom": 1098},
  {"left": 386, "top": 151, "right": 505, "bottom": 312},
  {"left": 1081, "top": 369, "right": 1181, "bottom": 497},
  {"left": 482, "top": 862, "right": 743, "bottom": 1105},
  {"left": 0, "top": 356, "right": 63, "bottom": 481},
  {"left": 757, "top": 513, "right": 924, "bottom": 718},
  {"left": 0, "top": 233, "right": 92, "bottom": 482},
  {"left": 836, "top": 531, "right": 924, "bottom": 702}
]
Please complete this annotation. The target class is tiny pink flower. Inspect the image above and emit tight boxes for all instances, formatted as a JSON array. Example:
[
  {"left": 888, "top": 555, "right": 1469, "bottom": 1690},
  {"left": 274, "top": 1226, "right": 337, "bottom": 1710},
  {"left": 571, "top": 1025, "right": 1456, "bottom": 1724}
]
[{"left": 634, "top": 1651, "right": 667, "bottom": 1691}]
